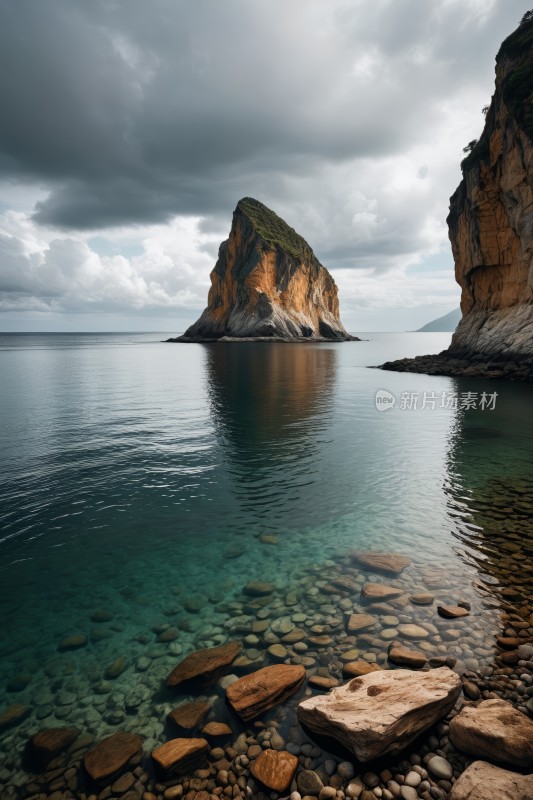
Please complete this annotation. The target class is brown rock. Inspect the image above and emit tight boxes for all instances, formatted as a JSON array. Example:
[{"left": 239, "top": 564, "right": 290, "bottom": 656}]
[
  {"left": 201, "top": 722, "right": 232, "bottom": 737},
  {"left": 500, "top": 650, "right": 520, "bottom": 665},
  {"left": 30, "top": 727, "right": 79, "bottom": 763},
  {"left": 243, "top": 581, "right": 275, "bottom": 596},
  {"left": 267, "top": 644, "right": 288, "bottom": 661},
  {"left": 0, "top": 703, "right": 31, "bottom": 731},
  {"left": 351, "top": 552, "right": 411, "bottom": 575},
  {"left": 168, "top": 701, "right": 210, "bottom": 732},
  {"left": 167, "top": 641, "right": 241, "bottom": 688},
  {"left": 388, "top": 645, "right": 427, "bottom": 669},
  {"left": 361, "top": 583, "right": 404, "bottom": 602},
  {"left": 259, "top": 534, "right": 278, "bottom": 545},
  {"left": 342, "top": 661, "right": 383, "bottom": 678},
  {"left": 226, "top": 664, "right": 305, "bottom": 721},
  {"left": 84, "top": 732, "right": 143, "bottom": 783},
  {"left": 249, "top": 749, "right": 298, "bottom": 792},
  {"left": 151, "top": 738, "right": 209, "bottom": 776},
  {"left": 172, "top": 198, "right": 354, "bottom": 342},
  {"left": 58, "top": 634, "right": 87, "bottom": 651},
  {"left": 104, "top": 656, "right": 127, "bottom": 679},
  {"left": 497, "top": 636, "right": 520, "bottom": 649},
  {"left": 308, "top": 675, "right": 340, "bottom": 690},
  {"left": 346, "top": 613, "right": 376, "bottom": 633},
  {"left": 397, "top": 624, "right": 429, "bottom": 639},
  {"left": 158, "top": 627, "right": 179, "bottom": 642},
  {"left": 437, "top": 605, "right": 469, "bottom": 619},
  {"left": 449, "top": 699, "right": 533, "bottom": 768},
  {"left": 297, "top": 667, "right": 461, "bottom": 761},
  {"left": 409, "top": 593, "right": 434, "bottom": 605},
  {"left": 448, "top": 761, "right": 532, "bottom": 800}
]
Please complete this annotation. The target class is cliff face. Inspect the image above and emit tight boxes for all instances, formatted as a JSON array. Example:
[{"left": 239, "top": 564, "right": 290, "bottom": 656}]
[
  {"left": 447, "top": 14, "right": 533, "bottom": 359},
  {"left": 382, "top": 14, "right": 533, "bottom": 379},
  {"left": 173, "top": 198, "right": 354, "bottom": 342}
]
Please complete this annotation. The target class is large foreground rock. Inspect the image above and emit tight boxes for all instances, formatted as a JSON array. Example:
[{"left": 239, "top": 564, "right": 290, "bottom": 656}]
[
  {"left": 449, "top": 699, "right": 533, "bottom": 768},
  {"left": 166, "top": 641, "right": 241, "bottom": 688},
  {"left": 297, "top": 668, "right": 461, "bottom": 762},
  {"left": 84, "top": 732, "right": 143, "bottom": 783},
  {"left": 351, "top": 551, "right": 411, "bottom": 575},
  {"left": 226, "top": 664, "right": 305, "bottom": 721},
  {"left": 448, "top": 760, "right": 532, "bottom": 800},
  {"left": 168, "top": 197, "right": 355, "bottom": 342}
]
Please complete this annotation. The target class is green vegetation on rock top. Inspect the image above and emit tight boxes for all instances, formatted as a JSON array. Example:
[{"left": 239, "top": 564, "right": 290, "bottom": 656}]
[{"left": 236, "top": 197, "right": 322, "bottom": 267}]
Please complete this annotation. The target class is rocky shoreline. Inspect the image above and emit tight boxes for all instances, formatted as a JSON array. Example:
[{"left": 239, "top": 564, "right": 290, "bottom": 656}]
[
  {"left": 380, "top": 350, "right": 533, "bottom": 381},
  {"left": 0, "top": 537, "right": 531, "bottom": 800},
  {"left": 167, "top": 336, "right": 361, "bottom": 344}
]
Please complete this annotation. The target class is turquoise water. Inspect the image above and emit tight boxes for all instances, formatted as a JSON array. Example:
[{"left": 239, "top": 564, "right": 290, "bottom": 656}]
[{"left": 0, "top": 332, "right": 532, "bottom": 772}]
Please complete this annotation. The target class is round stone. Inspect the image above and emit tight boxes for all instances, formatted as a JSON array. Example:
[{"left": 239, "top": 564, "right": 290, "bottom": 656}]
[
  {"left": 404, "top": 771, "right": 421, "bottom": 787},
  {"left": 427, "top": 756, "right": 453, "bottom": 781}
]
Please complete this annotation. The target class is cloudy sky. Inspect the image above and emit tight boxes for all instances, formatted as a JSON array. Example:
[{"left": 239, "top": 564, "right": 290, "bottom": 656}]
[{"left": 0, "top": 0, "right": 529, "bottom": 332}]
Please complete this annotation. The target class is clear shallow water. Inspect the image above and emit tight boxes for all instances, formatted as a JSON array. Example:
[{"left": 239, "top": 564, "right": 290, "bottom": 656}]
[{"left": 0, "top": 332, "right": 532, "bottom": 776}]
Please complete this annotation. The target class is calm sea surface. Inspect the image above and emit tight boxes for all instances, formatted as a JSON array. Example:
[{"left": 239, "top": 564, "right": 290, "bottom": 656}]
[{"left": 0, "top": 332, "right": 532, "bottom": 771}]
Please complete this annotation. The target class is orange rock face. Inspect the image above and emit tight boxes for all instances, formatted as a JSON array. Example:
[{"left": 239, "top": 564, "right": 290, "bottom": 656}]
[
  {"left": 173, "top": 198, "right": 355, "bottom": 342},
  {"left": 447, "top": 18, "right": 533, "bottom": 359}
]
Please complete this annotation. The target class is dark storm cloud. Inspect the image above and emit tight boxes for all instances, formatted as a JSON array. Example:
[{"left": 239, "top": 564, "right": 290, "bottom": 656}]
[{"left": 0, "top": 0, "right": 527, "bottom": 232}]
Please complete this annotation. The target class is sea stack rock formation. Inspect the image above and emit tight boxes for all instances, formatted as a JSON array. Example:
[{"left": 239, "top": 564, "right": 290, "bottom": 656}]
[
  {"left": 383, "top": 13, "right": 533, "bottom": 380},
  {"left": 169, "top": 198, "right": 356, "bottom": 342}
]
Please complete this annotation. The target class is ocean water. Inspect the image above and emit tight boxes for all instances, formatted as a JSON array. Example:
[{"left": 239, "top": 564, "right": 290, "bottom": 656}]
[{"left": 0, "top": 332, "right": 532, "bottom": 780}]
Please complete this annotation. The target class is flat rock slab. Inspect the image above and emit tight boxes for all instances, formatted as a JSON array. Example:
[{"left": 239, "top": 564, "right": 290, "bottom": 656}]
[
  {"left": 0, "top": 704, "right": 31, "bottom": 732},
  {"left": 84, "top": 732, "right": 143, "bottom": 783},
  {"left": 30, "top": 727, "right": 79, "bottom": 762},
  {"left": 250, "top": 748, "right": 298, "bottom": 792},
  {"left": 361, "top": 583, "right": 404, "bottom": 602},
  {"left": 449, "top": 699, "right": 533, "bottom": 768},
  {"left": 297, "top": 667, "right": 461, "bottom": 762},
  {"left": 448, "top": 761, "right": 533, "bottom": 800},
  {"left": 437, "top": 605, "right": 469, "bottom": 619},
  {"left": 226, "top": 664, "right": 305, "bottom": 721},
  {"left": 388, "top": 646, "right": 427, "bottom": 669},
  {"left": 152, "top": 737, "right": 209, "bottom": 776},
  {"left": 347, "top": 613, "right": 376, "bottom": 633},
  {"left": 167, "top": 641, "right": 241, "bottom": 688},
  {"left": 351, "top": 552, "right": 411, "bottom": 575},
  {"left": 168, "top": 701, "right": 210, "bottom": 731}
]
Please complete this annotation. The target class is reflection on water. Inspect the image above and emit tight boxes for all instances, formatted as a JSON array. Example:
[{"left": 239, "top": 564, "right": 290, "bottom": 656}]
[{"left": 441, "top": 379, "right": 533, "bottom": 696}]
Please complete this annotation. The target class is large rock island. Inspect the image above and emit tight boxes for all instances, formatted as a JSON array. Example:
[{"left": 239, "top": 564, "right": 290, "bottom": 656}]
[
  {"left": 383, "top": 13, "right": 533, "bottom": 380},
  {"left": 168, "top": 197, "right": 356, "bottom": 342}
]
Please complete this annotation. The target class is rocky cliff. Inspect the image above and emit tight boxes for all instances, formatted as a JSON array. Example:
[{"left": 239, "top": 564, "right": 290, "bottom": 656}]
[
  {"left": 169, "top": 198, "right": 355, "bottom": 342},
  {"left": 383, "top": 13, "right": 533, "bottom": 380}
]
